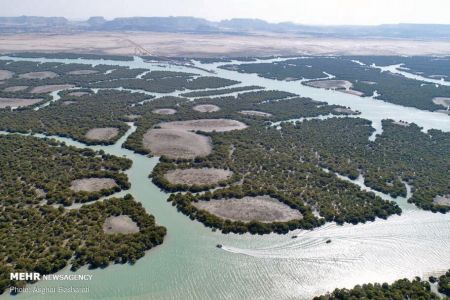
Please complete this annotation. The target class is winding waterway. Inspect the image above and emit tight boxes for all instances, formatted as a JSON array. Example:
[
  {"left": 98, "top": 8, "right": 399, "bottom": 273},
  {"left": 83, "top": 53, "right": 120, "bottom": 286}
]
[{"left": 1, "top": 55, "right": 449, "bottom": 300}]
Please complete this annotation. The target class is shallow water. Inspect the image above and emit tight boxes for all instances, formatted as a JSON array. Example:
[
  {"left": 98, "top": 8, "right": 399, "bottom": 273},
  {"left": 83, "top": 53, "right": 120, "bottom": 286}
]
[{"left": 0, "top": 55, "right": 449, "bottom": 300}]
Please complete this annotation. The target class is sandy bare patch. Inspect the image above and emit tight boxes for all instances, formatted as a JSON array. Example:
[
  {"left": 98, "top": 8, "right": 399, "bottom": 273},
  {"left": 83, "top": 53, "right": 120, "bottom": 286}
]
[
  {"left": 3, "top": 85, "right": 28, "bottom": 92},
  {"left": 143, "top": 128, "right": 212, "bottom": 159},
  {"left": 0, "top": 97, "right": 42, "bottom": 108},
  {"left": 306, "top": 80, "right": 353, "bottom": 90},
  {"left": 239, "top": 110, "right": 273, "bottom": 117},
  {"left": 62, "top": 101, "right": 76, "bottom": 106},
  {"left": 30, "top": 84, "right": 75, "bottom": 94},
  {"left": 103, "top": 215, "right": 139, "bottom": 234},
  {"left": 0, "top": 70, "right": 14, "bottom": 80},
  {"left": 67, "top": 91, "right": 90, "bottom": 97},
  {"left": 3, "top": 32, "right": 450, "bottom": 57},
  {"left": 159, "top": 119, "right": 247, "bottom": 132},
  {"left": 433, "top": 97, "right": 450, "bottom": 109},
  {"left": 19, "top": 71, "right": 58, "bottom": 79},
  {"left": 67, "top": 70, "right": 98, "bottom": 75},
  {"left": 333, "top": 107, "right": 358, "bottom": 114},
  {"left": 306, "top": 80, "right": 364, "bottom": 96},
  {"left": 193, "top": 195, "right": 303, "bottom": 223},
  {"left": 164, "top": 168, "right": 233, "bottom": 186},
  {"left": 193, "top": 104, "right": 220, "bottom": 113},
  {"left": 152, "top": 108, "right": 177, "bottom": 115},
  {"left": 85, "top": 127, "right": 119, "bottom": 141},
  {"left": 433, "top": 195, "right": 450, "bottom": 206},
  {"left": 70, "top": 178, "right": 117, "bottom": 192}
]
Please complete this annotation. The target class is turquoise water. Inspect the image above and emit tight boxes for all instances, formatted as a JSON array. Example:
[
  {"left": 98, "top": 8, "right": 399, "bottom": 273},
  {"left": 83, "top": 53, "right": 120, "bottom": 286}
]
[{"left": 0, "top": 56, "right": 449, "bottom": 300}]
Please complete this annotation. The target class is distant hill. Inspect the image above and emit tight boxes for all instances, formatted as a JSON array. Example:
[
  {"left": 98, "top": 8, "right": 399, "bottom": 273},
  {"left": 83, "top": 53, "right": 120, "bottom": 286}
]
[{"left": 1, "top": 16, "right": 450, "bottom": 39}]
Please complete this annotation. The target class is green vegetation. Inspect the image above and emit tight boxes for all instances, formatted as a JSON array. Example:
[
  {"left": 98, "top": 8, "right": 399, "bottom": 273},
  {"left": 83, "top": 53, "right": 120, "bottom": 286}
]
[
  {"left": 0, "top": 134, "right": 166, "bottom": 294},
  {"left": 0, "top": 134, "right": 131, "bottom": 206},
  {"left": 437, "top": 270, "right": 450, "bottom": 297},
  {"left": 222, "top": 57, "right": 450, "bottom": 111},
  {"left": 313, "top": 273, "right": 450, "bottom": 300},
  {"left": 0, "top": 90, "right": 149, "bottom": 145},
  {"left": 349, "top": 55, "right": 450, "bottom": 79},
  {"left": 7, "top": 52, "right": 135, "bottom": 61},
  {"left": 179, "top": 85, "right": 263, "bottom": 97}
]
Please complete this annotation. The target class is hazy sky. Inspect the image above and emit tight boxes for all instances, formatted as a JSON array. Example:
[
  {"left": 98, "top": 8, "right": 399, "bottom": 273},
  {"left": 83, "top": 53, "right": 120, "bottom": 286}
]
[{"left": 1, "top": 0, "right": 450, "bottom": 25}]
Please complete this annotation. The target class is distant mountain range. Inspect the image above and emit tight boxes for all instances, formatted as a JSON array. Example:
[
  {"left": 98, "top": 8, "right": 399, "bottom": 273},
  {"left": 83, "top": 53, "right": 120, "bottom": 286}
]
[{"left": 1, "top": 16, "right": 450, "bottom": 39}]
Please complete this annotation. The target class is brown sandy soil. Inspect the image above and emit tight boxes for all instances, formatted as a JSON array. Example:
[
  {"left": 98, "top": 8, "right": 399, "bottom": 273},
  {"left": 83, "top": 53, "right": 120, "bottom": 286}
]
[
  {"left": 19, "top": 71, "right": 58, "bottom": 79},
  {"left": 193, "top": 195, "right": 303, "bottom": 223},
  {"left": 30, "top": 84, "right": 75, "bottom": 94},
  {"left": 433, "top": 97, "right": 450, "bottom": 109},
  {"left": 70, "top": 178, "right": 117, "bottom": 192},
  {"left": 143, "top": 128, "right": 212, "bottom": 159},
  {"left": 433, "top": 195, "right": 450, "bottom": 206},
  {"left": 67, "top": 70, "right": 98, "bottom": 75},
  {"left": 193, "top": 104, "right": 220, "bottom": 113},
  {"left": 85, "top": 127, "right": 119, "bottom": 141},
  {"left": 2, "top": 32, "right": 450, "bottom": 56},
  {"left": 67, "top": 91, "right": 90, "bottom": 97},
  {"left": 3, "top": 85, "right": 28, "bottom": 92},
  {"left": 152, "top": 108, "right": 177, "bottom": 115},
  {"left": 0, "top": 70, "right": 13, "bottom": 80},
  {"left": 164, "top": 168, "right": 233, "bottom": 186},
  {"left": 239, "top": 110, "right": 272, "bottom": 117},
  {"left": 159, "top": 119, "right": 247, "bottom": 132},
  {"left": 103, "top": 215, "right": 140, "bottom": 234},
  {"left": 333, "top": 107, "right": 358, "bottom": 114},
  {"left": 62, "top": 100, "right": 76, "bottom": 106},
  {"left": 0, "top": 97, "right": 42, "bottom": 108}
]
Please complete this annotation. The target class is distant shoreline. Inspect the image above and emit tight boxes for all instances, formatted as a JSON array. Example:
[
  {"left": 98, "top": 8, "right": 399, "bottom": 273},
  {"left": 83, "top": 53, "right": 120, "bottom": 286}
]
[{"left": 2, "top": 32, "right": 450, "bottom": 57}]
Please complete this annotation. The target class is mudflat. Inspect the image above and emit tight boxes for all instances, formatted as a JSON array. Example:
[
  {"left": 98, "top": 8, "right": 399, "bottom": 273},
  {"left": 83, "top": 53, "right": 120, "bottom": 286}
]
[
  {"left": 158, "top": 119, "right": 247, "bottom": 132},
  {"left": 193, "top": 104, "right": 220, "bottom": 113},
  {"left": 0, "top": 97, "right": 42, "bottom": 108},
  {"left": 19, "top": 71, "right": 58, "bottom": 79},
  {"left": 143, "top": 128, "right": 212, "bottom": 159},
  {"left": 70, "top": 178, "right": 117, "bottom": 192},
  {"left": 164, "top": 168, "right": 233, "bottom": 186},
  {"left": 30, "top": 84, "right": 75, "bottom": 94},
  {"left": 103, "top": 215, "right": 140, "bottom": 234},
  {"left": 239, "top": 110, "right": 272, "bottom": 117},
  {"left": 193, "top": 195, "right": 303, "bottom": 223},
  {"left": 0, "top": 70, "right": 14, "bottom": 80},
  {"left": 67, "top": 70, "right": 98, "bottom": 75},
  {"left": 3, "top": 85, "right": 28, "bottom": 92},
  {"left": 67, "top": 91, "right": 90, "bottom": 97},
  {"left": 85, "top": 127, "right": 119, "bottom": 141},
  {"left": 152, "top": 108, "right": 177, "bottom": 115}
]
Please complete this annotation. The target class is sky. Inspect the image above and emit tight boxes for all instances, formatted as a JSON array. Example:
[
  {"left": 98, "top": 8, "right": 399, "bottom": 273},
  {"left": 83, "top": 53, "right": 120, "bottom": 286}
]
[{"left": 1, "top": 0, "right": 450, "bottom": 25}]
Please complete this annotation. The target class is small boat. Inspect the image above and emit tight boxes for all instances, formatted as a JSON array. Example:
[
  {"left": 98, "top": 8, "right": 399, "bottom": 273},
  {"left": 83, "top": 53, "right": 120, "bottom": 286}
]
[
  {"left": 216, "top": 244, "right": 223, "bottom": 249},
  {"left": 291, "top": 235, "right": 298, "bottom": 239},
  {"left": 326, "top": 239, "right": 332, "bottom": 244}
]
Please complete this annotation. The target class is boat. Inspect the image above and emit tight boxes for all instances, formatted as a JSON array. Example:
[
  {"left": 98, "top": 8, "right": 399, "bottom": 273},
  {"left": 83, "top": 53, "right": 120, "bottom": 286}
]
[{"left": 216, "top": 244, "right": 222, "bottom": 249}]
